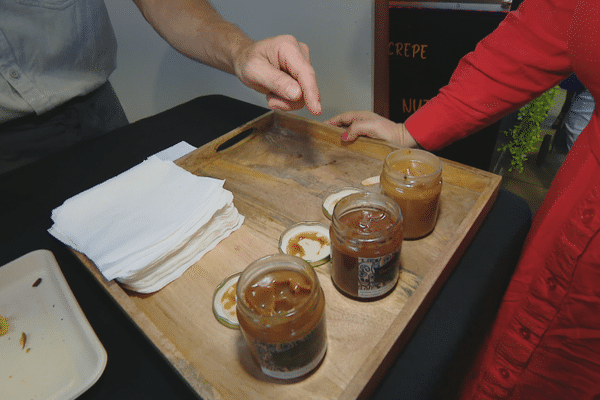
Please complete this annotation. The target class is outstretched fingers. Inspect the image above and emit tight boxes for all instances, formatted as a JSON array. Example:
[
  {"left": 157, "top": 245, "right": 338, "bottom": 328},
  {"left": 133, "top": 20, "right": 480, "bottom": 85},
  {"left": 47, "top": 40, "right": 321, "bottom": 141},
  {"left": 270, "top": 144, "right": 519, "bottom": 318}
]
[{"left": 236, "top": 35, "right": 321, "bottom": 115}]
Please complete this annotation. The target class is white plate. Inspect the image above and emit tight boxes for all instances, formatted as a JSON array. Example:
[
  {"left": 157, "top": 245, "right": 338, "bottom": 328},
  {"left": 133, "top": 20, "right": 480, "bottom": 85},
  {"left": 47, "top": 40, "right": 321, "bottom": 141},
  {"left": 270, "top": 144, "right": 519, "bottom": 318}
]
[{"left": 0, "top": 250, "right": 107, "bottom": 400}]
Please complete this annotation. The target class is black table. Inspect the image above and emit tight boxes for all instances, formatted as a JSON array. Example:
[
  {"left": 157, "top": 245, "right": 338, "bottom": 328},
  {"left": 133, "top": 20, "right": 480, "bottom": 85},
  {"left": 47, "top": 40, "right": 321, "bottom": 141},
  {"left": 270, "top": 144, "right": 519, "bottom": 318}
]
[{"left": 0, "top": 95, "right": 532, "bottom": 399}]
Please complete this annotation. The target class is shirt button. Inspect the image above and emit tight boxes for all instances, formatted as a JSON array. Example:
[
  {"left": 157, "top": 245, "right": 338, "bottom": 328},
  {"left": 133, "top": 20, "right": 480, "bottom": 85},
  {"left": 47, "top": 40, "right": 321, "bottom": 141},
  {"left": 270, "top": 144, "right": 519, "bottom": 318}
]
[
  {"left": 499, "top": 368, "right": 510, "bottom": 379},
  {"left": 546, "top": 276, "right": 557, "bottom": 290},
  {"left": 581, "top": 209, "right": 594, "bottom": 225},
  {"left": 519, "top": 327, "right": 531, "bottom": 340},
  {"left": 9, "top": 70, "right": 20, "bottom": 79}
]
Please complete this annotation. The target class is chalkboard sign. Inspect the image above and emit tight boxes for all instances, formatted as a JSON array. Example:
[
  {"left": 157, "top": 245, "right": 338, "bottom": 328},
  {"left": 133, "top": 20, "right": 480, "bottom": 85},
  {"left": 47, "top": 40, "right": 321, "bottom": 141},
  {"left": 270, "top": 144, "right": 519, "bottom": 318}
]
[
  {"left": 388, "top": 6, "right": 508, "bottom": 169},
  {"left": 389, "top": 6, "right": 506, "bottom": 122}
]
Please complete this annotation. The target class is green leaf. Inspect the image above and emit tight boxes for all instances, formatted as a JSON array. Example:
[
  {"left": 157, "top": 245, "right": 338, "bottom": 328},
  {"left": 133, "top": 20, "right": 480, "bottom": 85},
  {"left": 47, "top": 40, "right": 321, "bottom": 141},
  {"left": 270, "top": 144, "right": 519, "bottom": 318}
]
[{"left": 500, "top": 87, "right": 560, "bottom": 172}]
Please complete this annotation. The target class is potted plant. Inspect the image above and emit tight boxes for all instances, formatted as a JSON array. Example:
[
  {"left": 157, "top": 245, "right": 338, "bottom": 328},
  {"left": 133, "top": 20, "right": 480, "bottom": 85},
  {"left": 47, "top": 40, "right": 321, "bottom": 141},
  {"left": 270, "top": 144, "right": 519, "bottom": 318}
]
[{"left": 498, "top": 86, "right": 560, "bottom": 172}]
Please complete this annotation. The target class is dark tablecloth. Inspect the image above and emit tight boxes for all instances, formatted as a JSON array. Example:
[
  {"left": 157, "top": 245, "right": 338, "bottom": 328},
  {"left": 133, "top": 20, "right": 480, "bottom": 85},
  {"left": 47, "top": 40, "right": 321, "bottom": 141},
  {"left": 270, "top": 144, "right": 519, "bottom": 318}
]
[{"left": 0, "top": 95, "right": 532, "bottom": 399}]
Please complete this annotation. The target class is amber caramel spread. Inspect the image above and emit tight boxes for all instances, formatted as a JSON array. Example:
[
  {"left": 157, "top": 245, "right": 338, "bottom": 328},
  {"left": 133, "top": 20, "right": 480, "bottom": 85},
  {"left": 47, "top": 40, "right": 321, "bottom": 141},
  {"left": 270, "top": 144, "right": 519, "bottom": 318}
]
[
  {"left": 381, "top": 159, "right": 441, "bottom": 239},
  {"left": 220, "top": 282, "right": 237, "bottom": 319},
  {"left": 391, "top": 159, "right": 437, "bottom": 177},
  {"left": 285, "top": 231, "right": 330, "bottom": 261},
  {"left": 244, "top": 270, "right": 313, "bottom": 317},
  {"left": 337, "top": 209, "right": 399, "bottom": 237},
  {"left": 331, "top": 208, "right": 403, "bottom": 298},
  {"left": 238, "top": 268, "right": 325, "bottom": 344}
]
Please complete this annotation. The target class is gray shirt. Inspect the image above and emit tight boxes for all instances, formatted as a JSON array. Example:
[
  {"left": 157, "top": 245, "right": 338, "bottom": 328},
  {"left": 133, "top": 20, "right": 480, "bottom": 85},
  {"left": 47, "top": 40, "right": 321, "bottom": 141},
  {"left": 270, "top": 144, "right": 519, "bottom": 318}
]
[{"left": 0, "top": 0, "right": 117, "bottom": 123}]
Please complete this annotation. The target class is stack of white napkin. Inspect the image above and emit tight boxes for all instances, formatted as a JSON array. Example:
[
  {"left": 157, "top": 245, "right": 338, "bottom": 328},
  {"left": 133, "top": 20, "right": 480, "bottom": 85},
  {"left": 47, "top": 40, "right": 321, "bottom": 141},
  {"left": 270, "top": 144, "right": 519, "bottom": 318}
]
[{"left": 48, "top": 147, "right": 243, "bottom": 293}]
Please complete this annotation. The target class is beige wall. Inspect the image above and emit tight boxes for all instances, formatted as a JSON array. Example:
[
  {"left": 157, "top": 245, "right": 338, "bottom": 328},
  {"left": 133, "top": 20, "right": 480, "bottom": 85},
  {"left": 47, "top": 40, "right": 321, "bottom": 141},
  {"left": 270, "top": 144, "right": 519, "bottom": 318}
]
[{"left": 104, "top": 1, "right": 376, "bottom": 123}]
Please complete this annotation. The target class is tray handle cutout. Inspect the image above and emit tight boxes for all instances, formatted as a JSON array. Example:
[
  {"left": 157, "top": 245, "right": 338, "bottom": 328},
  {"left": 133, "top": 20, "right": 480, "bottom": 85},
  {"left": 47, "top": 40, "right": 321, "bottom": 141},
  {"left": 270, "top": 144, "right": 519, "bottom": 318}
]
[{"left": 216, "top": 128, "right": 255, "bottom": 152}]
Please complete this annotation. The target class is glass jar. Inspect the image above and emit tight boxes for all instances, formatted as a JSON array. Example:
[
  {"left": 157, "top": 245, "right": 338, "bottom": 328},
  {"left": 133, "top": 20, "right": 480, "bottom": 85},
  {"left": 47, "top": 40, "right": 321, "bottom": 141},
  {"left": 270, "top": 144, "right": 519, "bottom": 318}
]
[
  {"left": 380, "top": 149, "right": 442, "bottom": 239},
  {"left": 330, "top": 192, "right": 404, "bottom": 299},
  {"left": 236, "top": 254, "right": 327, "bottom": 380}
]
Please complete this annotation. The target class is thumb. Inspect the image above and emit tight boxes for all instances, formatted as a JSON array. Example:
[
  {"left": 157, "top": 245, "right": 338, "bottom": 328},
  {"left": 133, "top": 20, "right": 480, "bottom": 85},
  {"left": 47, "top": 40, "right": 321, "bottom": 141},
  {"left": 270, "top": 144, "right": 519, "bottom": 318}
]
[{"left": 270, "top": 72, "right": 304, "bottom": 101}]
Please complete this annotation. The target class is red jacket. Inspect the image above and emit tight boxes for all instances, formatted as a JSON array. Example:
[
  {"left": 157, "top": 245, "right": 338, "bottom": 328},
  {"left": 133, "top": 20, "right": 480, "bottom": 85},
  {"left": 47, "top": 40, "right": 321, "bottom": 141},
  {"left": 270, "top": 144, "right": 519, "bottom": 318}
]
[{"left": 406, "top": 0, "right": 600, "bottom": 398}]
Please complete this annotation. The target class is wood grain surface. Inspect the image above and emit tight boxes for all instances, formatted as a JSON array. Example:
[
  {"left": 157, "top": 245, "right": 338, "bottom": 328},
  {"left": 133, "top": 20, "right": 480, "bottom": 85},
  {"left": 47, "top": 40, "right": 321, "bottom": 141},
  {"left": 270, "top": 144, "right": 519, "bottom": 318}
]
[{"left": 74, "top": 111, "right": 501, "bottom": 399}]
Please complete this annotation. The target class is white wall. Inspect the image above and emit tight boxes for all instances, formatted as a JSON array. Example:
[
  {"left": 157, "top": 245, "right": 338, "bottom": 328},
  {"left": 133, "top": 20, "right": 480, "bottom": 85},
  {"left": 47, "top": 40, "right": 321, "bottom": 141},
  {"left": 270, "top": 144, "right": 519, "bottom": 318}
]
[{"left": 104, "top": 1, "right": 375, "bottom": 123}]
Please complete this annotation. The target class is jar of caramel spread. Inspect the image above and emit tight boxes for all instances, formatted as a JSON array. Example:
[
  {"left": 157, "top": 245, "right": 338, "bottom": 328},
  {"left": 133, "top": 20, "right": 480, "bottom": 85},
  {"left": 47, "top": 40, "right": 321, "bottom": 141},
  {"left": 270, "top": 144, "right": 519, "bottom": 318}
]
[
  {"left": 236, "top": 254, "right": 327, "bottom": 379},
  {"left": 330, "top": 192, "right": 404, "bottom": 299},
  {"left": 380, "top": 149, "right": 442, "bottom": 239}
]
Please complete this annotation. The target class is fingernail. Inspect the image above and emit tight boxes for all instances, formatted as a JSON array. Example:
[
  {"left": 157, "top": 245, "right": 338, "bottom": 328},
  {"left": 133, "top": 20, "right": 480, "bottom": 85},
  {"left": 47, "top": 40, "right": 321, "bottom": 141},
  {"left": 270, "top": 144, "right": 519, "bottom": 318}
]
[
  {"left": 286, "top": 85, "right": 301, "bottom": 100},
  {"left": 313, "top": 103, "right": 322, "bottom": 116},
  {"left": 341, "top": 131, "right": 349, "bottom": 141}
]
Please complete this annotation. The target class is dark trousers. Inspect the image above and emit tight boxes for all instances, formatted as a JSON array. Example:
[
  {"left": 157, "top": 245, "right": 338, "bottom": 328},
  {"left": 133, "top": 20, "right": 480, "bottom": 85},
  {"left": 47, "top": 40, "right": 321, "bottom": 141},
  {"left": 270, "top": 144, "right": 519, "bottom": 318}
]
[{"left": 0, "top": 82, "right": 128, "bottom": 174}]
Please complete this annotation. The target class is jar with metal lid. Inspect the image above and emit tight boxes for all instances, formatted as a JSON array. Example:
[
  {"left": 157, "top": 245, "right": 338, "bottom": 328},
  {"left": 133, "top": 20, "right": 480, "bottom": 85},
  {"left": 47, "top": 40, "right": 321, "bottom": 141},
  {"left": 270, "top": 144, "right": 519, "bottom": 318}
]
[
  {"left": 330, "top": 192, "right": 404, "bottom": 299},
  {"left": 380, "top": 148, "right": 442, "bottom": 239},
  {"left": 236, "top": 254, "right": 327, "bottom": 380}
]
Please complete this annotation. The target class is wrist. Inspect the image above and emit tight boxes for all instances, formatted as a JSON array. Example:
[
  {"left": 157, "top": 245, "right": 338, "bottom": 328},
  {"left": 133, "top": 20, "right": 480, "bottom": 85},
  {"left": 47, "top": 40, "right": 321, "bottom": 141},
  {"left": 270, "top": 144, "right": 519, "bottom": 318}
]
[
  {"left": 228, "top": 29, "right": 254, "bottom": 73},
  {"left": 205, "top": 22, "right": 252, "bottom": 76},
  {"left": 396, "top": 123, "right": 419, "bottom": 148}
]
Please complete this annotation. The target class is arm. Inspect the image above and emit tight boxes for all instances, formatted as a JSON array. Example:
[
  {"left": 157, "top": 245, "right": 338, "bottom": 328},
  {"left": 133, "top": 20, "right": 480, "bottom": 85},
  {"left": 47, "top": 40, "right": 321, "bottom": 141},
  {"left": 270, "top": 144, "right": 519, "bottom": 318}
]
[
  {"left": 329, "top": 0, "right": 574, "bottom": 148},
  {"left": 406, "top": 0, "right": 574, "bottom": 150},
  {"left": 132, "top": 0, "right": 321, "bottom": 115},
  {"left": 327, "top": 111, "right": 418, "bottom": 148}
]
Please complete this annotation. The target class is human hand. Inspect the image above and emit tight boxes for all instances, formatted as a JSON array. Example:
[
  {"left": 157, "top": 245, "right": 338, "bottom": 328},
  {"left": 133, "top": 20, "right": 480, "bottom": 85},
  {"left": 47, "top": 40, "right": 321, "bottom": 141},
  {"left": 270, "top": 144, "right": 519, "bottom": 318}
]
[
  {"left": 233, "top": 35, "right": 321, "bottom": 116},
  {"left": 327, "top": 111, "right": 418, "bottom": 147}
]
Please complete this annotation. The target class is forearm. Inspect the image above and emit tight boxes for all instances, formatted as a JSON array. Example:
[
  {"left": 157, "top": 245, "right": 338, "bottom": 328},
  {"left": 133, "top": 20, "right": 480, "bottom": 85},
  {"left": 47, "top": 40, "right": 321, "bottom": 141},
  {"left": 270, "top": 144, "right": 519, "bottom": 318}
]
[
  {"left": 406, "top": 0, "right": 573, "bottom": 150},
  {"left": 133, "top": 0, "right": 322, "bottom": 115},
  {"left": 133, "top": 0, "right": 252, "bottom": 74}
]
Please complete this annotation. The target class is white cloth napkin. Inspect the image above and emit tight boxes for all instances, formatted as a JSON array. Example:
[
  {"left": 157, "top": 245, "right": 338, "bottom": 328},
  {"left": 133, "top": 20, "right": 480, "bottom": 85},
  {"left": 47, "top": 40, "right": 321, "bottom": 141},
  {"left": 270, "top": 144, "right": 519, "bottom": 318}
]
[{"left": 48, "top": 151, "right": 243, "bottom": 293}]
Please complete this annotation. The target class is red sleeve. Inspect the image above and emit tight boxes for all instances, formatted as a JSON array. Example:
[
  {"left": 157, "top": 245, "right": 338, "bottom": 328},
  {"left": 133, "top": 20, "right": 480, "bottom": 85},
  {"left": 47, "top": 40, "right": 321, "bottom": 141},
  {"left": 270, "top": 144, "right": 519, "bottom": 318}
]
[{"left": 405, "top": 0, "right": 575, "bottom": 150}]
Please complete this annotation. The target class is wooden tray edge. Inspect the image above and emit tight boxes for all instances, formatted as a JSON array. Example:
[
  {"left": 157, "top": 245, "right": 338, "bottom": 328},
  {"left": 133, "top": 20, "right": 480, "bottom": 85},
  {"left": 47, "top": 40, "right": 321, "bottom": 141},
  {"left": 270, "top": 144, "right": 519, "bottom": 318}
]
[
  {"left": 342, "top": 180, "right": 501, "bottom": 399},
  {"left": 72, "top": 251, "right": 224, "bottom": 400},
  {"left": 75, "top": 110, "right": 504, "bottom": 400}
]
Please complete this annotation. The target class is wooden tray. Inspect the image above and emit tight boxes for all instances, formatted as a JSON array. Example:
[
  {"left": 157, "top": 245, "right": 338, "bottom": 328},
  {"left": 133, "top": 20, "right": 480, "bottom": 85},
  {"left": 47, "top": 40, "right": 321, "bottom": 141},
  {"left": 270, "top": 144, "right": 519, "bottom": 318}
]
[{"left": 75, "top": 111, "right": 501, "bottom": 399}]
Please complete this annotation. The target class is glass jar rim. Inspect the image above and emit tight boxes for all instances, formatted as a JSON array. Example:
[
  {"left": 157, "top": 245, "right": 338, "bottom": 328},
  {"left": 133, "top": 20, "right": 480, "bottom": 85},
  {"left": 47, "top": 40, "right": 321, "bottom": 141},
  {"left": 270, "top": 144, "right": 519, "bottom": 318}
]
[
  {"left": 236, "top": 254, "right": 320, "bottom": 321},
  {"left": 331, "top": 192, "right": 403, "bottom": 237},
  {"left": 383, "top": 148, "right": 442, "bottom": 181}
]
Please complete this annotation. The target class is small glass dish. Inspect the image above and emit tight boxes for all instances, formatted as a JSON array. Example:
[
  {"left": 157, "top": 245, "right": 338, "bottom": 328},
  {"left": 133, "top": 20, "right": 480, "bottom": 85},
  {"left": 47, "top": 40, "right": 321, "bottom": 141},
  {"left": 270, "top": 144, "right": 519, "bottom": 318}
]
[
  {"left": 322, "top": 187, "right": 364, "bottom": 220},
  {"left": 212, "top": 272, "right": 242, "bottom": 329},
  {"left": 279, "top": 222, "right": 331, "bottom": 267}
]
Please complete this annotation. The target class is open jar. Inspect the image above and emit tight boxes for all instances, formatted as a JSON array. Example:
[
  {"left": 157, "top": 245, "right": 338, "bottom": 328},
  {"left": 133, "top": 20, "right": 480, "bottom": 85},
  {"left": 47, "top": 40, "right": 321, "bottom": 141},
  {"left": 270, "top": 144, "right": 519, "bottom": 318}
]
[
  {"left": 330, "top": 192, "right": 404, "bottom": 299},
  {"left": 380, "top": 149, "right": 442, "bottom": 239},
  {"left": 236, "top": 254, "right": 327, "bottom": 379}
]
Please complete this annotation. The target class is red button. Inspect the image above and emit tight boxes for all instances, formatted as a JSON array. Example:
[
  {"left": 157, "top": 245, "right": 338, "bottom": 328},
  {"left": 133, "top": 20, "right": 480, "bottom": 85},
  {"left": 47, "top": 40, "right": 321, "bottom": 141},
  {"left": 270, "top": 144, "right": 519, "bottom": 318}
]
[
  {"left": 546, "top": 276, "right": 557, "bottom": 290},
  {"left": 520, "top": 327, "right": 531, "bottom": 340},
  {"left": 499, "top": 368, "right": 510, "bottom": 379},
  {"left": 581, "top": 209, "right": 594, "bottom": 225}
]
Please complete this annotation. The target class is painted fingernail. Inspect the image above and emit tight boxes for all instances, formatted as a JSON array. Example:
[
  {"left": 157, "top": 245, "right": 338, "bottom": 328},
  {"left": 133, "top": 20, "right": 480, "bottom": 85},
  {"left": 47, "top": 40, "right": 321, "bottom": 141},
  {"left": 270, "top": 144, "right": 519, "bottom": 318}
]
[{"left": 341, "top": 131, "right": 349, "bottom": 141}]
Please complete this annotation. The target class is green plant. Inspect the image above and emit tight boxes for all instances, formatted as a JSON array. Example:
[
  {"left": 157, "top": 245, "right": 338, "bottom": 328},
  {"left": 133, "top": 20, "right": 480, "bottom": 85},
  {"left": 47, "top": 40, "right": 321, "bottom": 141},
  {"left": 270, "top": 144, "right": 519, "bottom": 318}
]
[{"left": 499, "top": 86, "right": 560, "bottom": 172}]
